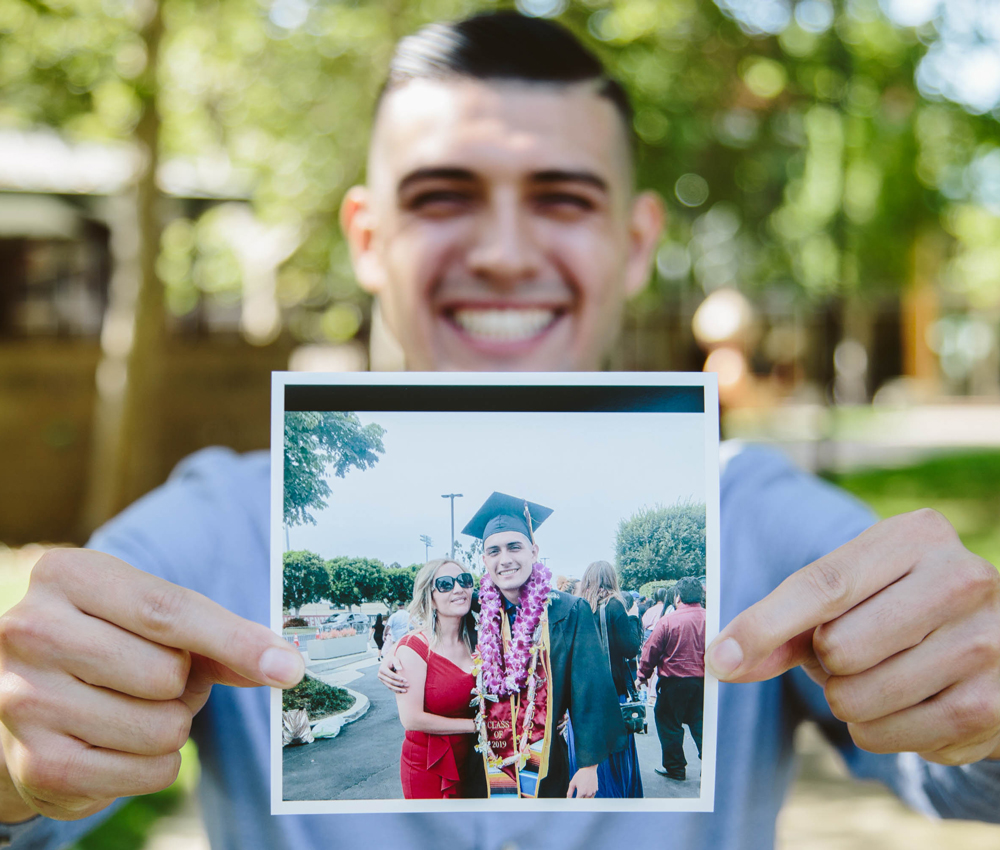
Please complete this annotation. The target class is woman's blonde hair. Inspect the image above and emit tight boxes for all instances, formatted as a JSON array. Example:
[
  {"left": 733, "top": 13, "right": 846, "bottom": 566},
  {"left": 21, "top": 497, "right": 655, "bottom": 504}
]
[
  {"left": 408, "top": 558, "right": 474, "bottom": 650},
  {"left": 579, "top": 560, "right": 626, "bottom": 613}
]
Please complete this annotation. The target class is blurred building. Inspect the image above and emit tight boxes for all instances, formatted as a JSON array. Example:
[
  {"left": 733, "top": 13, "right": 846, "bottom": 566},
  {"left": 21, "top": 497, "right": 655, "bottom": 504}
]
[{"left": 0, "top": 129, "right": 295, "bottom": 545}]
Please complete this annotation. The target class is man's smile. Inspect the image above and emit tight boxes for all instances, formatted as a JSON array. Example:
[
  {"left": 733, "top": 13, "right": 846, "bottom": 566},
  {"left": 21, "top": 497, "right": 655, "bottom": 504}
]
[{"left": 449, "top": 306, "right": 562, "bottom": 342}]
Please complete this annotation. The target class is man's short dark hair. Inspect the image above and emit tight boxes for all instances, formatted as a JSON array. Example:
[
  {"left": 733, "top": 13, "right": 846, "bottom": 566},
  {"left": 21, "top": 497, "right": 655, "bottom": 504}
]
[
  {"left": 378, "top": 11, "right": 634, "bottom": 139},
  {"left": 673, "top": 577, "right": 704, "bottom": 606}
]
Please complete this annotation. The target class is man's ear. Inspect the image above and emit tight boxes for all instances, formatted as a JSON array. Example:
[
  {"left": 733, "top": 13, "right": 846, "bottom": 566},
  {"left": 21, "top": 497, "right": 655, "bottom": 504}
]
[
  {"left": 624, "top": 190, "right": 665, "bottom": 298},
  {"left": 531, "top": 543, "right": 539, "bottom": 562},
  {"left": 340, "top": 185, "right": 386, "bottom": 295}
]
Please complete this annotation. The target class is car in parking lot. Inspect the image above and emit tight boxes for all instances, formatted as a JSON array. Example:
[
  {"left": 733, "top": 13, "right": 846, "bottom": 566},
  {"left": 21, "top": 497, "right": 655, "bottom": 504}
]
[{"left": 320, "top": 612, "right": 370, "bottom": 632}]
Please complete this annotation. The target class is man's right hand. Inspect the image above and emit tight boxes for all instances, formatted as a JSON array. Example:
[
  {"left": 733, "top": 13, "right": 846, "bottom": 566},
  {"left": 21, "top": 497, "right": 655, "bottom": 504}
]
[
  {"left": 0, "top": 548, "right": 305, "bottom": 822},
  {"left": 377, "top": 652, "right": 409, "bottom": 694}
]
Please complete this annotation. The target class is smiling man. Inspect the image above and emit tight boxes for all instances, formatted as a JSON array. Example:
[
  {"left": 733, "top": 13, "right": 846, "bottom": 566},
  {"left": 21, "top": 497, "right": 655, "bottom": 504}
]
[
  {"left": 0, "top": 10, "right": 998, "bottom": 850},
  {"left": 459, "top": 492, "right": 624, "bottom": 799},
  {"left": 340, "top": 14, "right": 662, "bottom": 371}
]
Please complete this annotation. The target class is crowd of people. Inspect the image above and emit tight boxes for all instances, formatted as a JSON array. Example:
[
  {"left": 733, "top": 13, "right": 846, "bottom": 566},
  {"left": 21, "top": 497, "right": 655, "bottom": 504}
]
[{"left": 380, "top": 518, "right": 708, "bottom": 801}]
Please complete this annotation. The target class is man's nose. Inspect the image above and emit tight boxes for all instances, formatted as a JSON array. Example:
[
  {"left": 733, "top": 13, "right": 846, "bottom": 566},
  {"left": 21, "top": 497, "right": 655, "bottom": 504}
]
[{"left": 466, "top": 188, "right": 542, "bottom": 287}]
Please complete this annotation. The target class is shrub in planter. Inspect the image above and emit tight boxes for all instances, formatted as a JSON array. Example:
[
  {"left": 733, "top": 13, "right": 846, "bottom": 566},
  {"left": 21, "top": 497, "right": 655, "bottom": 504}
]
[
  {"left": 284, "top": 617, "right": 309, "bottom": 628},
  {"left": 282, "top": 675, "right": 355, "bottom": 720}
]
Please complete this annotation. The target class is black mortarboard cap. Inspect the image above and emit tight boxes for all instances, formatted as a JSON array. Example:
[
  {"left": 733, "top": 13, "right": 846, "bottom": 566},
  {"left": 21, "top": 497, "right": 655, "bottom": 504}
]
[{"left": 461, "top": 492, "right": 553, "bottom": 543}]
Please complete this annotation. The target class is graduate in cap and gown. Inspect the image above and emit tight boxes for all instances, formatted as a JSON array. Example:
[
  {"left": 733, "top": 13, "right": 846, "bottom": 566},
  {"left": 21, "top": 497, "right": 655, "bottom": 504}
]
[{"left": 462, "top": 492, "right": 626, "bottom": 799}]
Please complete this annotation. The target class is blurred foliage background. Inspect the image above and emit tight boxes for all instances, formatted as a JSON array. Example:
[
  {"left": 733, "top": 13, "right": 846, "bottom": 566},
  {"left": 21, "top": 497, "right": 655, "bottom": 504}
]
[
  {"left": 3, "top": 0, "right": 1000, "bottom": 541},
  {"left": 3, "top": 0, "right": 999, "bottom": 361},
  {"left": 2, "top": 0, "right": 1000, "bottom": 846}
]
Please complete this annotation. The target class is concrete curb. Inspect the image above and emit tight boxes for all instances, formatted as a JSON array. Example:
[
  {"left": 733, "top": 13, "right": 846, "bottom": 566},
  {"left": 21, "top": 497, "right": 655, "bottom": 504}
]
[
  {"left": 336, "top": 687, "right": 370, "bottom": 725},
  {"left": 305, "top": 672, "right": 370, "bottom": 726}
]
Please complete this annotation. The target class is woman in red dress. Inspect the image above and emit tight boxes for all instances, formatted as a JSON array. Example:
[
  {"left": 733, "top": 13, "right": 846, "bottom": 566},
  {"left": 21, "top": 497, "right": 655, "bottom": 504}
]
[{"left": 393, "top": 558, "right": 478, "bottom": 799}]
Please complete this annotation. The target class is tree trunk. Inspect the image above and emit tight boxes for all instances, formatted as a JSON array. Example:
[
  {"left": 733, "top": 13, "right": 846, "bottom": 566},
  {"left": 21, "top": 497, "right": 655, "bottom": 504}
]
[
  {"left": 902, "top": 230, "right": 944, "bottom": 390},
  {"left": 78, "top": 0, "right": 165, "bottom": 537}
]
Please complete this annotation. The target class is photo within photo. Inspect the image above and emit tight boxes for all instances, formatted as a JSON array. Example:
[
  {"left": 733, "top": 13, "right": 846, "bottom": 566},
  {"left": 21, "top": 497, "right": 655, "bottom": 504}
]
[{"left": 271, "top": 375, "right": 720, "bottom": 813}]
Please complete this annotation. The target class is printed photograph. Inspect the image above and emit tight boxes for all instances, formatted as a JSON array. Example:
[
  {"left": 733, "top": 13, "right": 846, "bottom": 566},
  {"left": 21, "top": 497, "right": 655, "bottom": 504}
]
[{"left": 272, "top": 375, "right": 719, "bottom": 813}]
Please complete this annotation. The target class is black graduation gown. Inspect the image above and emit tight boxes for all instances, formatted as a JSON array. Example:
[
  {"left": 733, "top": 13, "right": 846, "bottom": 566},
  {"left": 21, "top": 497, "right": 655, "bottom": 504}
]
[
  {"left": 465, "top": 590, "right": 627, "bottom": 798},
  {"left": 539, "top": 590, "right": 627, "bottom": 797}
]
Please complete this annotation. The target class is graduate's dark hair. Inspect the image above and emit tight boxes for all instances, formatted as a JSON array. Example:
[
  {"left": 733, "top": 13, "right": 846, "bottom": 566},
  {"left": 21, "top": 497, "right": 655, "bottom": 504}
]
[{"left": 377, "top": 11, "right": 634, "bottom": 140}]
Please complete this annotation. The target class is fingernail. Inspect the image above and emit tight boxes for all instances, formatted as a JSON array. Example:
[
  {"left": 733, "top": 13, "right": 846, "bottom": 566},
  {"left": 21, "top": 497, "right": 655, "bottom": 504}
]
[
  {"left": 261, "top": 647, "right": 304, "bottom": 687},
  {"left": 706, "top": 637, "right": 743, "bottom": 679}
]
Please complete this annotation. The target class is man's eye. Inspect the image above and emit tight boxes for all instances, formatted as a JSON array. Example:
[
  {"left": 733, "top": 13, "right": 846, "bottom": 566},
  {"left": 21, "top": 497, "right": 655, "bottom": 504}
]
[
  {"left": 535, "top": 193, "right": 595, "bottom": 211},
  {"left": 408, "top": 190, "right": 471, "bottom": 210}
]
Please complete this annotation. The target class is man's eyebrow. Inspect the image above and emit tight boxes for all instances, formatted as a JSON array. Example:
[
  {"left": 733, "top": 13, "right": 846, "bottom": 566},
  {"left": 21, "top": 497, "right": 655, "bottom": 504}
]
[
  {"left": 530, "top": 169, "right": 608, "bottom": 192},
  {"left": 397, "top": 167, "right": 478, "bottom": 195}
]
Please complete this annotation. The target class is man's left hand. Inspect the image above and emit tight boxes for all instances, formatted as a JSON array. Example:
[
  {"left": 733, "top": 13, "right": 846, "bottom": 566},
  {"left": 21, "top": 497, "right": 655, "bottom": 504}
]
[
  {"left": 706, "top": 509, "right": 1000, "bottom": 765},
  {"left": 566, "top": 765, "right": 599, "bottom": 798}
]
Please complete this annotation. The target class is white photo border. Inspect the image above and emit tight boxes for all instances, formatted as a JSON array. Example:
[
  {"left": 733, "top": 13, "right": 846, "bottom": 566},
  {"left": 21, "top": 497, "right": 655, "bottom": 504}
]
[{"left": 270, "top": 371, "right": 720, "bottom": 815}]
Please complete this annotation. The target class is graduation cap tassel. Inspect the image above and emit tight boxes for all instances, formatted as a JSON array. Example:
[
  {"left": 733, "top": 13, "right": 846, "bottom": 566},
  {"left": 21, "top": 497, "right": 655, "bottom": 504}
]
[{"left": 523, "top": 501, "right": 535, "bottom": 546}]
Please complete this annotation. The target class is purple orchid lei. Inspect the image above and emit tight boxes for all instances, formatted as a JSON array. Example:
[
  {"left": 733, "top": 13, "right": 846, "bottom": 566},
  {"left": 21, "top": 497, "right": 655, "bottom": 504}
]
[{"left": 476, "top": 562, "right": 553, "bottom": 697}]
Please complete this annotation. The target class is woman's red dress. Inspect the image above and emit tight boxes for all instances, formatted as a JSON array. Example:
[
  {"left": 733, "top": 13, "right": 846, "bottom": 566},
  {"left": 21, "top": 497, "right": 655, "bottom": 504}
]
[{"left": 397, "top": 633, "right": 476, "bottom": 799}]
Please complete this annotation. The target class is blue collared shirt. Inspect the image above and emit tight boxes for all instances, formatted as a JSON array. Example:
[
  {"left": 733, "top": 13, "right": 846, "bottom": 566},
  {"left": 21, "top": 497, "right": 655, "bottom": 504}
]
[{"left": 5, "top": 444, "right": 999, "bottom": 849}]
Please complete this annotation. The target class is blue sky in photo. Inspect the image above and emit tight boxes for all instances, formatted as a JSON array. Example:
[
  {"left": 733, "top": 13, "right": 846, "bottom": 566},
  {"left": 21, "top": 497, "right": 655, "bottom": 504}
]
[{"left": 288, "top": 410, "right": 708, "bottom": 579}]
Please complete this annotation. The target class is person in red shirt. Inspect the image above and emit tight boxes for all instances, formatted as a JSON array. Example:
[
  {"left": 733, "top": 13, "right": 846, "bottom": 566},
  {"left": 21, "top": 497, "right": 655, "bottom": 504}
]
[{"left": 638, "top": 577, "right": 707, "bottom": 781}]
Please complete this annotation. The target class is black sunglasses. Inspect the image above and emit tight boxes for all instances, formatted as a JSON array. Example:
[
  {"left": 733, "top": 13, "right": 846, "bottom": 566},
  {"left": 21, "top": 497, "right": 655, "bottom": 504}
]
[{"left": 433, "top": 573, "right": 474, "bottom": 593}]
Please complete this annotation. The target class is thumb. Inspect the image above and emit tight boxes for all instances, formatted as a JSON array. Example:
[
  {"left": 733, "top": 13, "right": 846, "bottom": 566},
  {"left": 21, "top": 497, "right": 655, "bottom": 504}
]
[{"left": 706, "top": 628, "right": 817, "bottom": 683}]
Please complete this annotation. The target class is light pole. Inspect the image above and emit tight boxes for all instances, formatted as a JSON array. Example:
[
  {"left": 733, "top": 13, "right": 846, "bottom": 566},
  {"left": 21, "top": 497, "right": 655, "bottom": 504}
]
[
  {"left": 419, "top": 534, "right": 433, "bottom": 561},
  {"left": 441, "top": 493, "right": 463, "bottom": 559}
]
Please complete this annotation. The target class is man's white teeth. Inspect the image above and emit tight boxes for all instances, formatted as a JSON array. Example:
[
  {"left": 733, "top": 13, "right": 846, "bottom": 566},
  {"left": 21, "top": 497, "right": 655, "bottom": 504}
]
[{"left": 452, "top": 308, "right": 555, "bottom": 341}]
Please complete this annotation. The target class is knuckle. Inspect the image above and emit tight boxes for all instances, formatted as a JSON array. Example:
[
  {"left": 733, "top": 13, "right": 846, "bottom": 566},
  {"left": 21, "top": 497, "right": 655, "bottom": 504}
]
[
  {"left": 0, "top": 681, "right": 45, "bottom": 729},
  {"left": 803, "top": 557, "right": 854, "bottom": 613},
  {"left": 145, "top": 752, "right": 182, "bottom": 792},
  {"left": 162, "top": 703, "right": 193, "bottom": 753},
  {"left": 824, "top": 678, "right": 860, "bottom": 722},
  {"left": 905, "top": 508, "right": 957, "bottom": 545},
  {"left": 135, "top": 702, "right": 192, "bottom": 756},
  {"left": 946, "top": 689, "right": 1000, "bottom": 738},
  {"left": 965, "top": 631, "right": 1000, "bottom": 670},
  {"left": 149, "top": 650, "right": 191, "bottom": 700},
  {"left": 27, "top": 550, "right": 67, "bottom": 587},
  {"left": 962, "top": 557, "right": 1000, "bottom": 599},
  {"left": 0, "top": 604, "right": 52, "bottom": 657},
  {"left": 846, "top": 722, "right": 885, "bottom": 754},
  {"left": 135, "top": 585, "right": 187, "bottom": 637},
  {"left": 21, "top": 744, "right": 82, "bottom": 799},
  {"left": 812, "top": 624, "right": 853, "bottom": 675},
  {"left": 922, "top": 747, "right": 967, "bottom": 767}
]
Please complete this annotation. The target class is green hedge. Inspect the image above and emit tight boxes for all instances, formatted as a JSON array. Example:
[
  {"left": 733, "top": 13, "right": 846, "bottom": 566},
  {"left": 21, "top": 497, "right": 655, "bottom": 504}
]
[
  {"left": 639, "top": 579, "right": 677, "bottom": 599},
  {"left": 282, "top": 675, "right": 355, "bottom": 719}
]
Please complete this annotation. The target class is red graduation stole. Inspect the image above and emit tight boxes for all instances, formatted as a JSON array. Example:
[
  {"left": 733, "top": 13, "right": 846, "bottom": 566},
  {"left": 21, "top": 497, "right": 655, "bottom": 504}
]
[{"left": 481, "top": 612, "right": 554, "bottom": 797}]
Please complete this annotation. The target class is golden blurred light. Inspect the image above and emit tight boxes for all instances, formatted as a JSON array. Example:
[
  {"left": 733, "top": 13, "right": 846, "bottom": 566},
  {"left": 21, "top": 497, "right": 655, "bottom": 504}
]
[
  {"left": 288, "top": 343, "right": 366, "bottom": 373},
  {"left": 692, "top": 287, "right": 755, "bottom": 348},
  {"left": 703, "top": 347, "right": 748, "bottom": 404}
]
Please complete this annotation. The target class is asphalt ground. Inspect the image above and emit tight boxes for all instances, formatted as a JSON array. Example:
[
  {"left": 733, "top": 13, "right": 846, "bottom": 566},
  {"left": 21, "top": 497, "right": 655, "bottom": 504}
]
[
  {"left": 282, "top": 648, "right": 700, "bottom": 801},
  {"left": 283, "top": 654, "right": 405, "bottom": 801}
]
